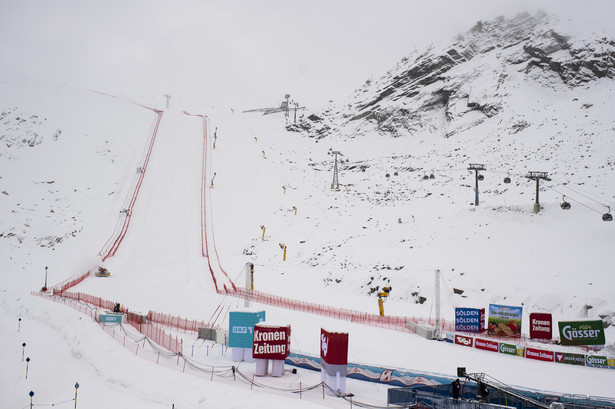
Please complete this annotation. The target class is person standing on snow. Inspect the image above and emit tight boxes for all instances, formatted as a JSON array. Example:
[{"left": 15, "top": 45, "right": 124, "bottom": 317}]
[{"left": 451, "top": 378, "right": 461, "bottom": 399}]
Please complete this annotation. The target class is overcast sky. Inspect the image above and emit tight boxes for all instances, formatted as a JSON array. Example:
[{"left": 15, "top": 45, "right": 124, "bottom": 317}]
[{"left": 1, "top": 0, "right": 614, "bottom": 110}]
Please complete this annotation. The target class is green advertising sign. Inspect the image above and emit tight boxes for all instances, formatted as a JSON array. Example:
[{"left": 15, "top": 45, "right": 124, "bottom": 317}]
[
  {"left": 585, "top": 355, "right": 609, "bottom": 368},
  {"left": 554, "top": 352, "right": 585, "bottom": 366},
  {"left": 558, "top": 320, "right": 605, "bottom": 346},
  {"left": 499, "top": 342, "right": 517, "bottom": 356}
]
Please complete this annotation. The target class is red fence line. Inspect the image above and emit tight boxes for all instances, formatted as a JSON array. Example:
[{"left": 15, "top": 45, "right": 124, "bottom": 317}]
[
  {"left": 36, "top": 291, "right": 183, "bottom": 355},
  {"left": 100, "top": 109, "right": 164, "bottom": 261},
  {"left": 52, "top": 269, "right": 91, "bottom": 294}
]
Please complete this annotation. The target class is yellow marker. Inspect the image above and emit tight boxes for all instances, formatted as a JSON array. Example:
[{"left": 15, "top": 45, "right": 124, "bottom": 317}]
[
  {"left": 254, "top": 137, "right": 258, "bottom": 143},
  {"left": 260, "top": 225, "right": 266, "bottom": 239},
  {"left": 262, "top": 150, "right": 267, "bottom": 159},
  {"left": 292, "top": 206, "right": 297, "bottom": 215},
  {"left": 283, "top": 186, "right": 286, "bottom": 194},
  {"left": 210, "top": 172, "right": 216, "bottom": 188},
  {"left": 279, "top": 243, "right": 287, "bottom": 261},
  {"left": 378, "top": 298, "right": 384, "bottom": 317}
]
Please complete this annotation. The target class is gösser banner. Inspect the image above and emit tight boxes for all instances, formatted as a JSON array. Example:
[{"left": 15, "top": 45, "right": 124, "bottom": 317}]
[
  {"left": 558, "top": 320, "right": 605, "bottom": 346},
  {"left": 488, "top": 304, "right": 522, "bottom": 338}
]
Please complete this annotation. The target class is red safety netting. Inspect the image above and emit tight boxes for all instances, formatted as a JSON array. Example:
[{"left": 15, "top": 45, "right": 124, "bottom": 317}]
[
  {"left": 147, "top": 310, "right": 209, "bottom": 333},
  {"left": 38, "top": 291, "right": 183, "bottom": 355},
  {"left": 52, "top": 270, "right": 91, "bottom": 295}
]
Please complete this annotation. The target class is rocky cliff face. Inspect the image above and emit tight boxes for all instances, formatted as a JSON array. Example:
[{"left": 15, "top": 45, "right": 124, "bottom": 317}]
[{"left": 289, "top": 12, "right": 615, "bottom": 139}]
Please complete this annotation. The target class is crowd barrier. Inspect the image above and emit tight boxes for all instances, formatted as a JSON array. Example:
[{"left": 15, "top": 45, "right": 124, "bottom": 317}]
[
  {"left": 227, "top": 286, "right": 454, "bottom": 334},
  {"left": 34, "top": 291, "right": 183, "bottom": 355},
  {"left": 52, "top": 269, "right": 91, "bottom": 295}
]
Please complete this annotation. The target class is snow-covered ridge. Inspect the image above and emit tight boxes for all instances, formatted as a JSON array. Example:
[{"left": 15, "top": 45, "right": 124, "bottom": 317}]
[{"left": 290, "top": 12, "right": 615, "bottom": 140}]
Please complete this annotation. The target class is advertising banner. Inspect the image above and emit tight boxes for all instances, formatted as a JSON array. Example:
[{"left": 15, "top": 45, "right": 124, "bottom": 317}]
[
  {"left": 558, "top": 320, "right": 605, "bottom": 346},
  {"left": 488, "top": 304, "right": 522, "bottom": 338},
  {"left": 529, "top": 313, "right": 552, "bottom": 340},
  {"left": 253, "top": 324, "right": 291, "bottom": 360},
  {"left": 554, "top": 352, "right": 585, "bottom": 366},
  {"left": 228, "top": 311, "right": 266, "bottom": 348},
  {"left": 499, "top": 342, "right": 518, "bottom": 356},
  {"left": 585, "top": 355, "right": 609, "bottom": 368},
  {"left": 525, "top": 347, "right": 554, "bottom": 362},
  {"left": 454, "top": 334, "right": 474, "bottom": 348},
  {"left": 320, "top": 329, "right": 349, "bottom": 365},
  {"left": 475, "top": 338, "right": 498, "bottom": 353},
  {"left": 455, "top": 308, "right": 485, "bottom": 333},
  {"left": 320, "top": 329, "right": 349, "bottom": 395}
]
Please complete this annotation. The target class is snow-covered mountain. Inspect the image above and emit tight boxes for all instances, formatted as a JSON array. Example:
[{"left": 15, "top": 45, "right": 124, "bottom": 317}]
[{"left": 2, "top": 10, "right": 615, "bottom": 409}]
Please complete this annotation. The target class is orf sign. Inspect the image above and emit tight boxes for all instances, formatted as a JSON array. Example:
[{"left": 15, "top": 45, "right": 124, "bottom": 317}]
[
  {"left": 529, "top": 313, "right": 552, "bottom": 340},
  {"left": 253, "top": 324, "right": 290, "bottom": 360},
  {"left": 558, "top": 320, "right": 605, "bottom": 346}
]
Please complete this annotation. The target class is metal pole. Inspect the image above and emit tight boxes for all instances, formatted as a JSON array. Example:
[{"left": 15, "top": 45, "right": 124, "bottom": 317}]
[
  {"left": 474, "top": 170, "right": 479, "bottom": 206},
  {"left": 74, "top": 383, "right": 79, "bottom": 409}
]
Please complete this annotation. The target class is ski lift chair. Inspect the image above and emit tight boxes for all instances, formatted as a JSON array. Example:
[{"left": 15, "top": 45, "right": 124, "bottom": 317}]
[
  {"left": 560, "top": 196, "right": 571, "bottom": 210},
  {"left": 603, "top": 207, "right": 613, "bottom": 221},
  {"left": 477, "top": 174, "right": 485, "bottom": 181},
  {"left": 503, "top": 176, "right": 511, "bottom": 184}
]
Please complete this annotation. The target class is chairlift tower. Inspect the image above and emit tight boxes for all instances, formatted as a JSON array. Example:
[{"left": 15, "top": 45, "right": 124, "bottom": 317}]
[
  {"left": 467, "top": 163, "right": 486, "bottom": 206},
  {"left": 331, "top": 151, "right": 341, "bottom": 190},
  {"left": 525, "top": 171, "right": 551, "bottom": 213}
]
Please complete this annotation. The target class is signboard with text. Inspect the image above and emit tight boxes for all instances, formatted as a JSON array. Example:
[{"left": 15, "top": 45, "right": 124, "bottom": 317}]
[
  {"left": 454, "top": 334, "right": 474, "bottom": 348},
  {"left": 529, "top": 313, "right": 552, "bottom": 340},
  {"left": 228, "top": 311, "right": 266, "bottom": 348},
  {"left": 558, "top": 320, "right": 605, "bottom": 346},
  {"left": 252, "top": 324, "right": 291, "bottom": 360},
  {"left": 455, "top": 308, "right": 485, "bottom": 333},
  {"left": 488, "top": 304, "right": 522, "bottom": 338},
  {"left": 525, "top": 347, "right": 554, "bottom": 362},
  {"left": 475, "top": 338, "right": 498, "bottom": 353},
  {"left": 555, "top": 352, "right": 585, "bottom": 366}
]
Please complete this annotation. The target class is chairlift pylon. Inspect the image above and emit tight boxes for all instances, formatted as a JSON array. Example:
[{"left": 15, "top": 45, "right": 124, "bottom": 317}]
[
  {"left": 603, "top": 206, "right": 613, "bottom": 222},
  {"left": 560, "top": 196, "right": 571, "bottom": 210}
]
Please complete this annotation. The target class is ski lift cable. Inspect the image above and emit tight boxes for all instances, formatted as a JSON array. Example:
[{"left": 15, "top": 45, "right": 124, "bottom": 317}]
[
  {"left": 547, "top": 177, "right": 615, "bottom": 207},
  {"left": 544, "top": 185, "right": 604, "bottom": 214}
]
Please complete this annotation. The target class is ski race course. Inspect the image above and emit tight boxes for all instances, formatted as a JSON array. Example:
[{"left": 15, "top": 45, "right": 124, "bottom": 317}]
[{"left": 12, "top": 86, "right": 609, "bottom": 409}]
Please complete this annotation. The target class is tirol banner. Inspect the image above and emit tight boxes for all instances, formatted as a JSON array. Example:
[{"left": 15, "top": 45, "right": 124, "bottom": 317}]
[
  {"left": 488, "top": 304, "right": 522, "bottom": 338},
  {"left": 252, "top": 324, "right": 291, "bottom": 360},
  {"left": 558, "top": 320, "right": 605, "bottom": 346},
  {"left": 320, "top": 329, "right": 349, "bottom": 365},
  {"left": 320, "top": 329, "right": 349, "bottom": 395},
  {"left": 529, "top": 312, "right": 552, "bottom": 340},
  {"left": 455, "top": 308, "right": 485, "bottom": 333}
]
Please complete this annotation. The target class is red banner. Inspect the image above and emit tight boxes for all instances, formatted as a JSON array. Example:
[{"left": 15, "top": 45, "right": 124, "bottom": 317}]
[
  {"left": 525, "top": 347, "right": 554, "bottom": 362},
  {"left": 253, "top": 324, "right": 291, "bottom": 360},
  {"left": 320, "top": 329, "right": 349, "bottom": 365},
  {"left": 475, "top": 338, "right": 498, "bottom": 352},
  {"left": 529, "top": 313, "right": 552, "bottom": 340},
  {"left": 454, "top": 334, "right": 474, "bottom": 348}
]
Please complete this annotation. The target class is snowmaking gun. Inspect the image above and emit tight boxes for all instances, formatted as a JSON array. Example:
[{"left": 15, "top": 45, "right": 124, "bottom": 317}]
[{"left": 377, "top": 286, "right": 392, "bottom": 317}]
